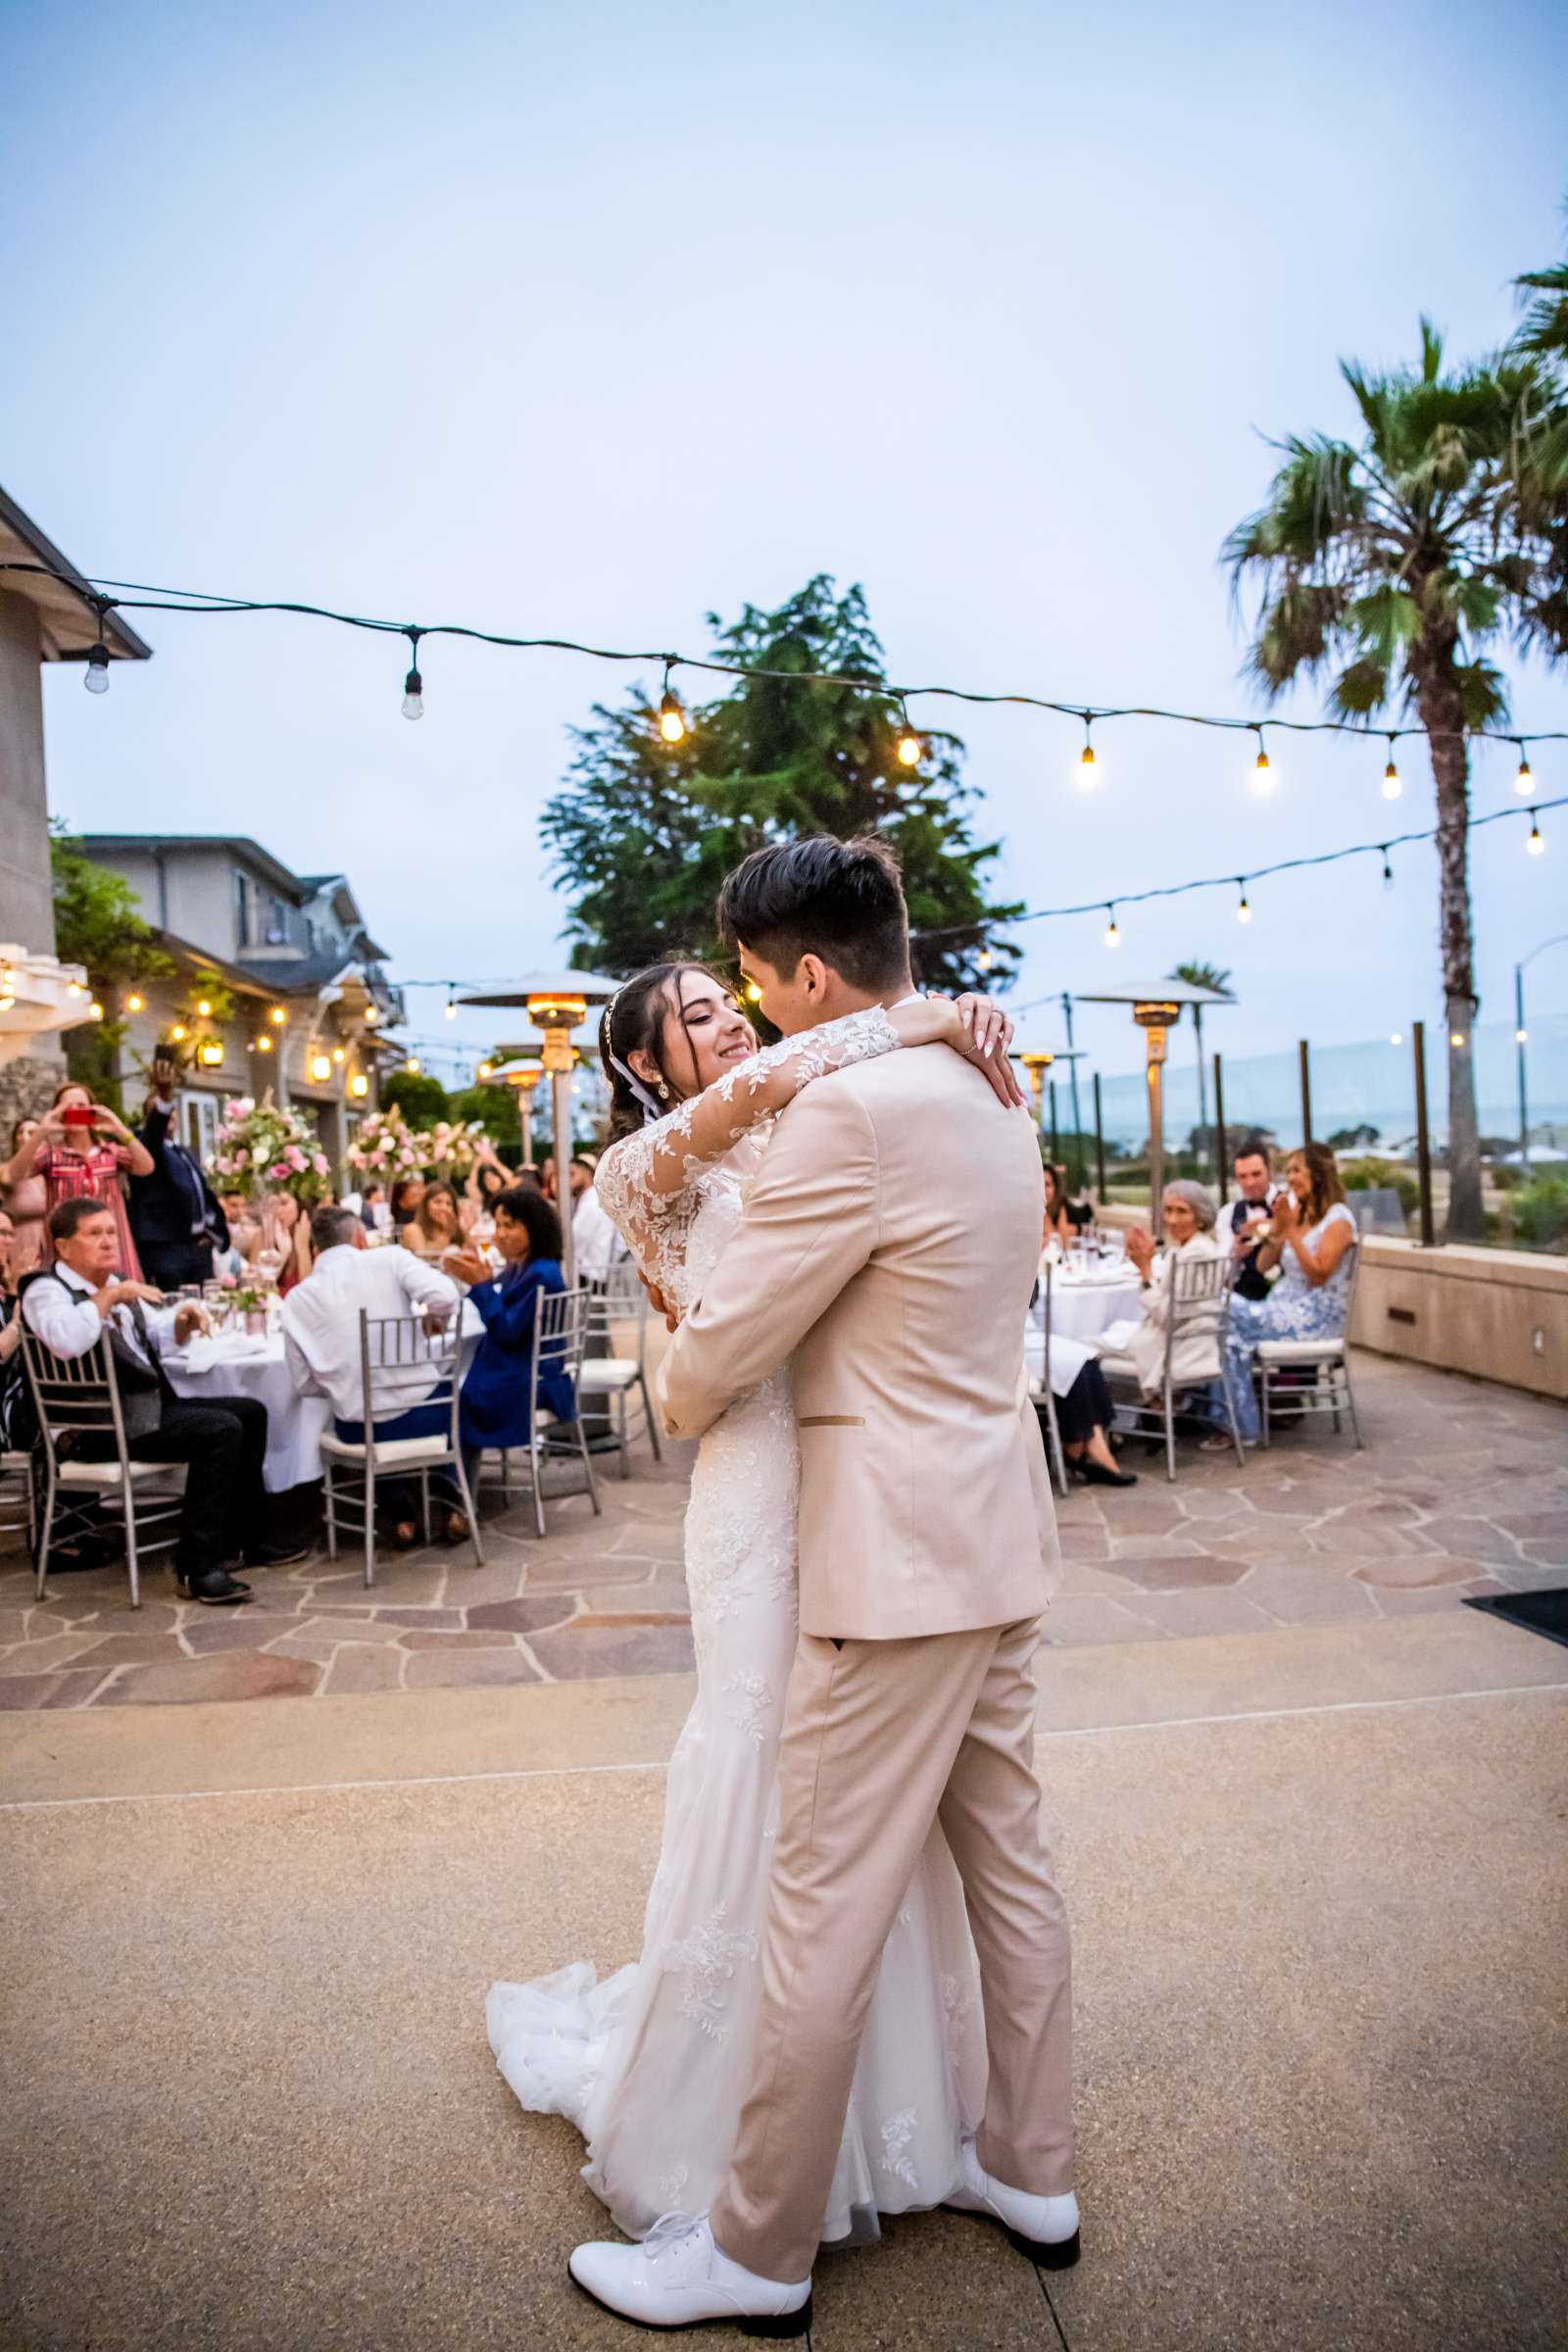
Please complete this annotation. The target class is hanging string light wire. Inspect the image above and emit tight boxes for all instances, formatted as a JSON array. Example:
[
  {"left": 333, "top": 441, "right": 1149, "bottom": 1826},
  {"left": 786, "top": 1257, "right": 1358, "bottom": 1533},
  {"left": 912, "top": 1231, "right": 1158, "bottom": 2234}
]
[{"left": 6, "top": 560, "right": 1563, "bottom": 757}]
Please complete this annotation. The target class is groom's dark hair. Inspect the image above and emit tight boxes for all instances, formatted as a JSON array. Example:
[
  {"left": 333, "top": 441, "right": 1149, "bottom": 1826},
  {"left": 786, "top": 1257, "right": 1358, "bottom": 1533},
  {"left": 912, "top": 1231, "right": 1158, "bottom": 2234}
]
[{"left": 715, "top": 835, "right": 910, "bottom": 991}]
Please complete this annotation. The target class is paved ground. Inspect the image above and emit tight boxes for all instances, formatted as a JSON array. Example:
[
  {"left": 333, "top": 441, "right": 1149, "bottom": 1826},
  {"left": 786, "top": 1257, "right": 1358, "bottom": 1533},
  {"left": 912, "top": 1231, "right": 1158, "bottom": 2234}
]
[
  {"left": 3, "top": 1609, "right": 1564, "bottom": 2351},
  {"left": 0, "top": 1353, "right": 1562, "bottom": 1711}
]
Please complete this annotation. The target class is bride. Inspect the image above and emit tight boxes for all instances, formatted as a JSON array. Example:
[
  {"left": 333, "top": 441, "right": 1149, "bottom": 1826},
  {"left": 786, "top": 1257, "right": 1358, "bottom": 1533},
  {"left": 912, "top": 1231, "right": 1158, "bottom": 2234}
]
[{"left": 486, "top": 960, "right": 1018, "bottom": 2247}]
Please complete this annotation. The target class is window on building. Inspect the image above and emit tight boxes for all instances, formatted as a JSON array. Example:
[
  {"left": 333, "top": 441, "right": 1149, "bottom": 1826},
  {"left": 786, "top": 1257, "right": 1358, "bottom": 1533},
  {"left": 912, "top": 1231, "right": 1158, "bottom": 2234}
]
[{"left": 179, "top": 1091, "right": 221, "bottom": 1164}]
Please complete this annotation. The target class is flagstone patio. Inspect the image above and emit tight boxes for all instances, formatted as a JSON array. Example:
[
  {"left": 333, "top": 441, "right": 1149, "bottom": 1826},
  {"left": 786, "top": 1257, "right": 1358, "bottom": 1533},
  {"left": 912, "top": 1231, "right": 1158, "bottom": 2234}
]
[{"left": 0, "top": 1352, "right": 1562, "bottom": 1713}]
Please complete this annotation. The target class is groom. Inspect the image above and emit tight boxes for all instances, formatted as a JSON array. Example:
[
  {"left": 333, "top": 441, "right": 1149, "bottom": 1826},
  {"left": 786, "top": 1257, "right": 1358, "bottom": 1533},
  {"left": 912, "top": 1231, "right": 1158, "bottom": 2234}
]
[{"left": 571, "top": 835, "right": 1075, "bottom": 2335}]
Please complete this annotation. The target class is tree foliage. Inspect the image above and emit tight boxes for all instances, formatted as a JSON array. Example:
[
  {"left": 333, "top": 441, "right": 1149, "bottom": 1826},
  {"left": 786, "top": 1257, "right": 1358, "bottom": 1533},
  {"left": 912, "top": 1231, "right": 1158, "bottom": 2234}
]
[
  {"left": 541, "top": 577, "right": 1021, "bottom": 993},
  {"left": 1224, "top": 318, "right": 1566, "bottom": 1238},
  {"left": 50, "top": 822, "right": 175, "bottom": 1107},
  {"left": 379, "top": 1069, "right": 451, "bottom": 1128},
  {"left": 449, "top": 1082, "right": 521, "bottom": 1147}
]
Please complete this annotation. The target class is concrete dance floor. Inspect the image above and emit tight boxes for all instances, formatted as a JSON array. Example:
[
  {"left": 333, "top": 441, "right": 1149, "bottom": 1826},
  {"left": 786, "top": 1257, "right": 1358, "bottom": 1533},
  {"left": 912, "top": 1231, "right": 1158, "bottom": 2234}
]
[{"left": 3, "top": 1605, "right": 1565, "bottom": 2351}]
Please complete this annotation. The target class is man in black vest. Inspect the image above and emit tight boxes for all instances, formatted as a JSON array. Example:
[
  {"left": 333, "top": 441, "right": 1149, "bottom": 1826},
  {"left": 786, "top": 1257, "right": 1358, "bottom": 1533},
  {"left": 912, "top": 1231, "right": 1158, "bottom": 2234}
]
[
  {"left": 127, "top": 1059, "right": 230, "bottom": 1292},
  {"left": 20, "top": 1197, "right": 306, "bottom": 1604}
]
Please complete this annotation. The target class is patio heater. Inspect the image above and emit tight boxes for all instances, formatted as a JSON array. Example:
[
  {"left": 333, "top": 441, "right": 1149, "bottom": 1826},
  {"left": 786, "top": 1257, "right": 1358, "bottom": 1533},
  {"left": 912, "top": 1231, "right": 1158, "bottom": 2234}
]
[
  {"left": 1011, "top": 1045, "right": 1082, "bottom": 1152},
  {"left": 459, "top": 970, "right": 620, "bottom": 1294},
  {"left": 488, "top": 1053, "right": 548, "bottom": 1167},
  {"left": 1076, "top": 978, "right": 1235, "bottom": 1217}
]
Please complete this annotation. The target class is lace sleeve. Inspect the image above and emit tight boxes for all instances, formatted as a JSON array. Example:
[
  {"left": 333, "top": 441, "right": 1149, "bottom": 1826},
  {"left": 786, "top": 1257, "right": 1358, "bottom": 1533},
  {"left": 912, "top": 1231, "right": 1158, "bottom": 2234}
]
[{"left": 596, "top": 1004, "right": 901, "bottom": 1257}]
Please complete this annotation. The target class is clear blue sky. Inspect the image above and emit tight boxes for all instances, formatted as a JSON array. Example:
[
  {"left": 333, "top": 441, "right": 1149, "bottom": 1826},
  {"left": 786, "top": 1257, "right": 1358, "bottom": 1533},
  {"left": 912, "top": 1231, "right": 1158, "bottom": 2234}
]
[{"left": 4, "top": 0, "right": 1566, "bottom": 1088}]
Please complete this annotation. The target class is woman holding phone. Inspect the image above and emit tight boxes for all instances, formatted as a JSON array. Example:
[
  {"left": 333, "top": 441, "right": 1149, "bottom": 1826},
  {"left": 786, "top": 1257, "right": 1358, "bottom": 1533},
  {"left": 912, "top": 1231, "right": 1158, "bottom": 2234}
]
[{"left": 27, "top": 1082, "right": 154, "bottom": 1277}]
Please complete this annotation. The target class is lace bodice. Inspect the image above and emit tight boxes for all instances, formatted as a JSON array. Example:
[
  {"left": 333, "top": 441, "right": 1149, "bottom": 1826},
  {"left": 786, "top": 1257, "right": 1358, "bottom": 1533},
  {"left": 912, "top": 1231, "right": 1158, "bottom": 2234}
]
[{"left": 596, "top": 1007, "right": 900, "bottom": 1314}]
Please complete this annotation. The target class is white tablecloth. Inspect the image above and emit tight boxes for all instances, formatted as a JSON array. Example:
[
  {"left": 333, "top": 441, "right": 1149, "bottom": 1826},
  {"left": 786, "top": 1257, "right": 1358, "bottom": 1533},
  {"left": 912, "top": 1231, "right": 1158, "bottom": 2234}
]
[
  {"left": 165, "top": 1304, "right": 482, "bottom": 1493},
  {"left": 1025, "top": 1268, "right": 1145, "bottom": 1398}
]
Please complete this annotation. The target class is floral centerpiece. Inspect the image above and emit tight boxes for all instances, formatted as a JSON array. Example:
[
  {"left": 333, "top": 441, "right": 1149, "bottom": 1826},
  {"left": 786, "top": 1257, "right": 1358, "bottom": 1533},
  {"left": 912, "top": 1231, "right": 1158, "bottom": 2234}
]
[
  {"left": 345, "top": 1104, "right": 425, "bottom": 1185},
  {"left": 207, "top": 1095, "right": 333, "bottom": 1204},
  {"left": 422, "top": 1117, "right": 489, "bottom": 1181}
]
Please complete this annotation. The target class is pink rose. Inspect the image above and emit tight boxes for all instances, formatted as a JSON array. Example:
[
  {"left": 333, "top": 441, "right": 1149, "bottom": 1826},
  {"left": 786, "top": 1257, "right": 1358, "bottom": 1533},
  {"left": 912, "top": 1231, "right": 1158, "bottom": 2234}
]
[
  {"left": 270, "top": 1161, "right": 289, "bottom": 1180},
  {"left": 314, "top": 1152, "right": 329, "bottom": 1174},
  {"left": 234, "top": 1149, "right": 249, "bottom": 1168}
]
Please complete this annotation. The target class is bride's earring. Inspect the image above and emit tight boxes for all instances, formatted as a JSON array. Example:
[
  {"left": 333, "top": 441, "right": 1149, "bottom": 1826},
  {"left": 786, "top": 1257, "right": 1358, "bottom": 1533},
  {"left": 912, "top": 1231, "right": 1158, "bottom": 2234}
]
[{"left": 657, "top": 1080, "right": 670, "bottom": 1102}]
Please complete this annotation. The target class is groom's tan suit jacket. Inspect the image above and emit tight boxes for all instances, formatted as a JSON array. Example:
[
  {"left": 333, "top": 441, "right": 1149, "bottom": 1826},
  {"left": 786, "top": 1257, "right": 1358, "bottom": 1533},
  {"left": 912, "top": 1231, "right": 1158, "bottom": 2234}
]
[{"left": 660, "top": 1043, "right": 1061, "bottom": 1640}]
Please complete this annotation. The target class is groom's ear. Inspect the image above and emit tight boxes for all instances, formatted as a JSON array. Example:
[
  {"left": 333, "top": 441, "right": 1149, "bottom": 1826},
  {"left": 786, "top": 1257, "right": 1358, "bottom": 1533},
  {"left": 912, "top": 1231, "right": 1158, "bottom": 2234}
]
[{"left": 799, "top": 953, "right": 831, "bottom": 1001}]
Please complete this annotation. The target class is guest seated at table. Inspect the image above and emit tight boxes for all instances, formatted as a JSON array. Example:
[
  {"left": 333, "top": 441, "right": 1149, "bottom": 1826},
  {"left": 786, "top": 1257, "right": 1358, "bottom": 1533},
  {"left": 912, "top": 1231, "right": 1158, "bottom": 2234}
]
[
  {"left": 257, "top": 1191, "right": 312, "bottom": 1295},
  {"left": 400, "top": 1180, "right": 465, "bottom": 1263},
  {"left": 19, "top": 1197, "right": 307, "bottom": 1602},
  {"left": 1218, "top": 1140, "right": 1283, "bottom": 1302},
  {"left": 1043, "top": 1162, "right": 1093, "bottom": 1248},
  {"left": 1210, "top": 1143, "right": 1356, "bottom": 1449},
  {"left": 1049, "top": 1358, "right": 1138, "bottom": 1487},
  {"left": 442, "top": 1186, "right": 575, "bottom": 1539},
  {"left": 280, "top": 1203, "right": 462, "bottom": 1547},
  {"left": 389, "top": 1175, "right": 425, "bottom": 1231},
  {"left": 1102, "top": 1180, "right": 1224, "bottom": 1399},
  {"left": 464, "top": 1146, "right": 512, "bottom": 1222},
  {"left": 357, "top": 1182, "right": 390, "bottom": 1233}
]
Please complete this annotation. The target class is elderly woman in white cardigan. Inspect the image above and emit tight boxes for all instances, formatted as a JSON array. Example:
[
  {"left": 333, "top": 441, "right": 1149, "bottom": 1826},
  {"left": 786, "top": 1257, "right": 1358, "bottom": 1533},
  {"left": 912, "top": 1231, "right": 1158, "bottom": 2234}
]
[{"left": 1098, "top": 1180, "right": 1226, "bottom": 1397}]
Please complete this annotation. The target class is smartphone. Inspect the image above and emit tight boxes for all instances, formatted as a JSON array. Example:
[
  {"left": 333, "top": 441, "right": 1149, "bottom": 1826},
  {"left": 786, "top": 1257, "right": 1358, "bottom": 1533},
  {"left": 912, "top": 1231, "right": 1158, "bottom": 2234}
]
[{"left": 60, "top": 1103, "right": 97, "bottom": 1128}]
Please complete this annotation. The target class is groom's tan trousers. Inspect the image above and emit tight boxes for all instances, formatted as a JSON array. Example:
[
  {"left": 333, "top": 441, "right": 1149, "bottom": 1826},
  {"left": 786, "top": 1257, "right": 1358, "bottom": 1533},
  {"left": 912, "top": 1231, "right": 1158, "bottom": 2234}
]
[{"left": 710, "top": 1616, "right": 1074, "bottom": 2282}]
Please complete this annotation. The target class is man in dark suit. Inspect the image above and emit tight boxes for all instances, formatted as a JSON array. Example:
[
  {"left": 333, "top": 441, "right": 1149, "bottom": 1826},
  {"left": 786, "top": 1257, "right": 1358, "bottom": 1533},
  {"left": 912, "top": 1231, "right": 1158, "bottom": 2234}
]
[{"left": 128, "top": 1054, "right": 229, "bottom": 1292}]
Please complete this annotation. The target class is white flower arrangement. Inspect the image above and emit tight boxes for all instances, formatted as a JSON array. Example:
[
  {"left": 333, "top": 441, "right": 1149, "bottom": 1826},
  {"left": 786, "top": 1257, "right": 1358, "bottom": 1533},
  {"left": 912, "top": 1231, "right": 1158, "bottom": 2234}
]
[{"left": 345, "top": 1104, "right": 425, "bottom": 1182}]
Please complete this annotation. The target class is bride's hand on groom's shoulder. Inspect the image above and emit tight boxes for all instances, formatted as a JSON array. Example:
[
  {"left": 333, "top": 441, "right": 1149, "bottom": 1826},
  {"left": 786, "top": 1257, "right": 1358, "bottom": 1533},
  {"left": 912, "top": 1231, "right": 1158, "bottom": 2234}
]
[{"left": 890, "top": 993, "right": 1024, "bottom": 1107}]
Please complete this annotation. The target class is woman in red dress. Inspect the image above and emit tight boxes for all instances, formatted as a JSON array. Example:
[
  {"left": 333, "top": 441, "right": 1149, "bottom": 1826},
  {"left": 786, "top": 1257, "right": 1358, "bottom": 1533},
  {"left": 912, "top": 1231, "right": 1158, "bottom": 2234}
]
[{"left": 30, "top": 1082, "right": 155, "bottom": 1279}]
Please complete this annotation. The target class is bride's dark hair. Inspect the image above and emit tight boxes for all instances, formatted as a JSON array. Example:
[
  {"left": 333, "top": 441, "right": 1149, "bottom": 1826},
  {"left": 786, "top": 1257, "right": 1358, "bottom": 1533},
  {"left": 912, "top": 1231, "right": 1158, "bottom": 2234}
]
[{"left": 600, "top": 961, "right": 733, "bottom": 1145}]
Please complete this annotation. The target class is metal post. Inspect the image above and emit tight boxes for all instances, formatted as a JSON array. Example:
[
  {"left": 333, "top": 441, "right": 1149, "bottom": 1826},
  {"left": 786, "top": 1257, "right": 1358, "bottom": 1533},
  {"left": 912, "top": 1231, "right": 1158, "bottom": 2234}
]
[
  {"left": 520, "top": 1097, "right": 534, "bottom": 1168},
  {"left": 1048, "top": 1079, "right": 1059, "bottom": 1166},
  {"left": 1515, "top": 963, "right": 1529, "bottom": 1172},
  {"left": 1212, "top": 1052, "right": 1228, "bottom": 1207},
  {"left": 1147, "top": 1033, "right": 1166, "bottom": 1218},
  {"left": 1062, "top": 992, "right": 1086, "bottom": 1190},
  {"left": 1412, "top": 1021, "right": 1435, "bottom": 1250},
  {"left": 1093, "top": 1072, "right": 1106, "bottom": 1204},
  {"left": 552, "top": 1066, "right": 576, "bottom": 1291},
  {"left": 1298, "top": 1038, "right": 1313, "bottom": 1145}
]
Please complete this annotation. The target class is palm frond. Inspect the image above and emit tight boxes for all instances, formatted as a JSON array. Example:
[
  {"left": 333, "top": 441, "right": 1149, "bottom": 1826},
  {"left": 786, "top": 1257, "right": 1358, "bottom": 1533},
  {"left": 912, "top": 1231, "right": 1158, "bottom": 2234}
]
[
  {"left": 1329, "top": 658, "right": 1391, "bottom": 717},
  {"left": 1452, "top": 659, "right": 1510, "bottom": 731},
  {"left": 1345, "top": 585, "right": 1422, "bottom": 666}
]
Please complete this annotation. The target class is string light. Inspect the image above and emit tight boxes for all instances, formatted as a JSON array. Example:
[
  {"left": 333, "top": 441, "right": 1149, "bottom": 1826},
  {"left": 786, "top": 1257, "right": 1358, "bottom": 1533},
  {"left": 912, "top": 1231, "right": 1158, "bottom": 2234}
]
[
  {"left": 1250, "top": 726, "right": 1272, "bottom": 791},
  {"left": 1515, "top": 743, "right": 1534, "bottom": 796},
  {"left": 444, "top": 995, "right": 458, "bottom": 1020},
  {"left": 1103, "top": 904, "right": 1120, "bottom": 949},
  {"left": 978, "top": 947, "right": 993, "bottom": 972},
  {"left": 1527, "top": 808, "right": 1544, "bottom": 855},
  {"left": 1516, "top": 1025, "right": 1529, "bottom": 1044},
  {"left": 658, "top": 659, "right": 687, "bottom": 746},
  {"left": 402, "top": 627, "right": 424, "bottom": 722},
  {"left": 1390, "top": 1031, "right": 1403, "bottom": 1046},
  {"left": 364, "top": 1004, "right": 378, "bottom": 1025},
  {"left": 331, "top": 1046, "right": 345, "bottom": 1063},
  {"left": 67, "top": 980, "right": 83, "bottom": 997},
  {"left": 1380, "top": 846, "right": 1395, "bottom": 890},
  {"left": 1235, "top": 880, "right": 1251, "bottom": 923},
  {"left": 89, "top": 1000, "right": 104, "bottom": 1019},
  {"left": 125, "top": 993, "right": 144, "bottom": 1013},
  {"left": 257, "top": 1035, "right": 273, "bottom": 1053},
  {"left": 1382, "top": 736, "right": 1401, "bottom": 800},
  {"left": 406, "top": 1055, "right": 421, "bottom": 1074},
  {"left": 170, "top": 1023, "right": 186, "bottom": 1042},
  {"left": 478, "top": 1060, "right": 494, "bottom": 1080},
  {"left": 84, "top": 639, "right": 111, "bottom": 694},
  {"left": 269, "top": 1004, "right": 287, "bottom": 1025},
  {"left": 1078, "top": 714, "right": 1099, "bottom": 784},
  {"left": 196, "top": 997, "right": 212, "bottom": 1017},
  {"left": 12, "top": 559, "right": 1564, "bottom": 770},
  {"left": 1449, "top": 1029, "right": 1467, "bottom": 1048},
  {"left": 895, "top": 700, "right": 922, "bottom": 767}
]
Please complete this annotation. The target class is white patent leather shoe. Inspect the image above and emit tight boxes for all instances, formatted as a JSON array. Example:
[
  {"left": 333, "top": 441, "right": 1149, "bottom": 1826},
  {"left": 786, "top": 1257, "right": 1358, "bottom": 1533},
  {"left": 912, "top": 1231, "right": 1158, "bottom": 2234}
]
[
  {"left": 568, "top": 2212, "right": 812, "bottom": 2337},
  {"left": 944, "top": 2138, "right": 1081, "bottom": 2269}
]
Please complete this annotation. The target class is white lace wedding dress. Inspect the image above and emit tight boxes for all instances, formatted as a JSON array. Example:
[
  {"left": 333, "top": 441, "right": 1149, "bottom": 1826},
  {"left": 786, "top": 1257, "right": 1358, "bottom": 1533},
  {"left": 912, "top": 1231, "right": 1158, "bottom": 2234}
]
[{"left": 485, "top": 1010, "right": 987, "bottom": 2246}]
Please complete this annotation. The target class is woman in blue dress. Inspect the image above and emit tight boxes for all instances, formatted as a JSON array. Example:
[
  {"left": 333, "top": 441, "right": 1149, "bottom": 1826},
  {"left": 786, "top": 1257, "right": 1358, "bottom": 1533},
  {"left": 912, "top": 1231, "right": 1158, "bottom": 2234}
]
[
  {"left": 443, "top": 1183, "right": 578, "bottom": 1530},
  {"left": 1211, "top": 1142, "right": 1357, "bottom": 1447}
]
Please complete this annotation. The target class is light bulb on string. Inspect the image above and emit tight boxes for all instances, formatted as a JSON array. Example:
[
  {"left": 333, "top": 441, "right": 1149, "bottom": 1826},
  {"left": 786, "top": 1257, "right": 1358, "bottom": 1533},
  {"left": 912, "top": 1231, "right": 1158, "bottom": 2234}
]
[
  {"left": 1390, "top": 1032, "right": 1403, "bottom": 1047},
  {"left": 125, "top": 993, "right": 144, "bottom": 1013},
  {"left": 978, "top": 946, "right": 993, "bottom": 973},
  {"left": 1449, "top": 1029, "right": 1467, "bottom": 1049},
  {"left": 444, "top": 995, "right": 458, "bottom": 1020},
  {"left": 1527, "top": 808, "right": 1544, "bottom": 856},
  {"left": 1516, "top": 1026, "right": 1529, "bottom": 1044},
  {"left": 197, "top": 999, "right": 212, "bottom": 1018},
  {"left": 270, "top": 1004, "right": 286, "bottom": 1026},
  {"left": 1103, "top": 903, "right": 1120, "bottom": 950},
  {"left": 406, "top": 1056, "right": 421, "bottom": 1075},
  {"left": 658, "top": 659, "right": 687, "bottom": 746},
  {"left": 1078, "top": 713, "right": 1099, "bottom": 784},
  {"left": 1515, "top": 743, "right": 1534, "bottom": 796},
  {"left": 1250, "top": 726, "right": 1273, "bottom": 791},
  {"left": 84, "top": 641, "right": 111, "bottom": 695},
  {"left": 170, "top": 1023, "right": 186, "bottom": 1043},
  {"left": 894, "top": 700, "right": 922, "bottom": 767},
  {"left": 1382, "top": 736, "right": 1401, "bottom": 800},
  {"left": 1380, "top": 846, "right": 1395, "bottom": 891},
  {"left": 1235, "top": 880, "right": 1251, "bottom": 924},
  {"left": 401, "top": 627, "right": 424, "bottom": 721}
]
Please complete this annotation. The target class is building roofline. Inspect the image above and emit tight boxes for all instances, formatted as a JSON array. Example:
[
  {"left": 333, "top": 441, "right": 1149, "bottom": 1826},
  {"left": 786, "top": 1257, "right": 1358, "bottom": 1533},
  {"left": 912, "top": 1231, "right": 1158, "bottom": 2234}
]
[
  {"left": 77, "top": 833, "right": 310, "bottom": 906},
  {"left": 0, "top": 487, "right": 154, "bottom": 662}
]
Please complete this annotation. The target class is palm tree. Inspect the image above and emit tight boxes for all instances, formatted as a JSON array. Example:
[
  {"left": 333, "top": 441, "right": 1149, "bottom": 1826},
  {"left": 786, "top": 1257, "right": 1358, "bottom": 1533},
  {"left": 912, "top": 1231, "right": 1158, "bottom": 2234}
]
[
  {"left": 1167, "top": 957, "right": 1233, "bottom": 1169},
  {"left": 1225, "top": 320, "right": 1561, "bottom": 1239}
]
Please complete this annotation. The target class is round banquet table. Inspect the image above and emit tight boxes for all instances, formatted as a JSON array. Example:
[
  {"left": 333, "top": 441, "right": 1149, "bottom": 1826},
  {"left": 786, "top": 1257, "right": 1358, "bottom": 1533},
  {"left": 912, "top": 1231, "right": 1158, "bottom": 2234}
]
[
  {"left": 164, "top": 1333, "right": 331, "bottom": 1493},
  {"left": 164, "top": 1302, "right": 483, "bottom": 1494},
  {"left": 1024, "top": 1261, "right": 1145, "bottom": 1399}
]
